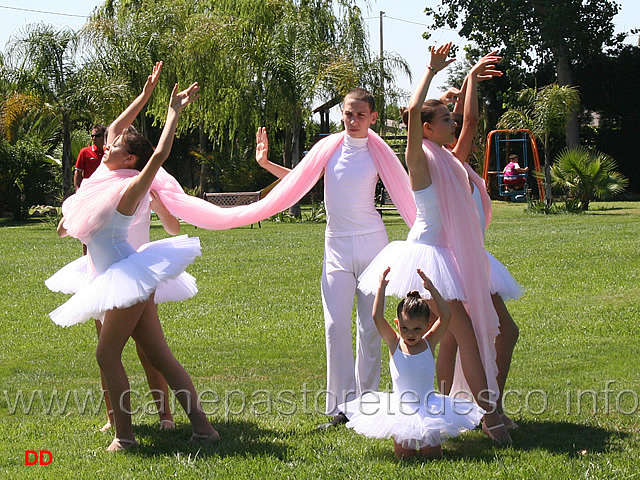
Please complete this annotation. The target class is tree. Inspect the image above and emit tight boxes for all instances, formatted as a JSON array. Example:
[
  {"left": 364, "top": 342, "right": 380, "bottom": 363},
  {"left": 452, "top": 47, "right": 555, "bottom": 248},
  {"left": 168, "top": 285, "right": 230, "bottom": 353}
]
[
  {"left": 551, "top": 146, "right": 628, "bottom": 211},
  {"left": 5, "top": 23, "right": 113, "bottom": 198},
  {"left": 424, "top": 0, "right": 625, "bottom": 147},
  {"left": 83, "top": 1, "right": 384, "bottom": 188},
  {"left": 0, "top": 89, "right": 62, "bottom": 218},
  {"left": 574, "top": 44, "right": 640, "bottom": 194},
  {"left": 82, "top": 0, "right": 191, "bottom": 136},
  {"left": 81, "top": 0, "right": 410, "bottom": 195},
  {"left": 498, "top": 84, "right": 580, "bottom": 206}
]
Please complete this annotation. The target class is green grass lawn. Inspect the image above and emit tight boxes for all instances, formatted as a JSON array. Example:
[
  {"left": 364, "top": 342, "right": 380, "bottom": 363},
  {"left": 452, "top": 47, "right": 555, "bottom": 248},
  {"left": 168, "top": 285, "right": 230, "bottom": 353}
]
[{"left": 1, "top": 201, "right": 639, "bottom": 479}]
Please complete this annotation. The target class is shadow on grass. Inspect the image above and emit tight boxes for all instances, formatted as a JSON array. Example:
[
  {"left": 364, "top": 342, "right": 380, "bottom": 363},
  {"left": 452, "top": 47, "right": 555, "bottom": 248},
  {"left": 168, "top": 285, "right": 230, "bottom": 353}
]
[
  {"left": 588, "top": 205, "right": 626, "bottom": 212},
  {"left": 129, "top": 419, "right": 288, "bottom": 459},
  {"left": 0, "top": 217, "right": 53, "bottom": 227},
  {"left": 334, "top": 419, "right": 628, "bottom": 464},
  {"left": 444, "top": 419, "right": 627, "bottom": 460},
  {"left": 509, "top": 419, "right": 628, "bottom": 455}
]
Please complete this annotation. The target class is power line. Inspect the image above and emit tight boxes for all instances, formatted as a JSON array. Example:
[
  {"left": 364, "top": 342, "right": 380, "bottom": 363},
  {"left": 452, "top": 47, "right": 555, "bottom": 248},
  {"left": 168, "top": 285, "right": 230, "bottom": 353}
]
[
  {"left": 364, "top": 14, "right": 458, "bottom": 32},
  {"left": 0, "top": 4, "right": 88, "bottom": 19}
]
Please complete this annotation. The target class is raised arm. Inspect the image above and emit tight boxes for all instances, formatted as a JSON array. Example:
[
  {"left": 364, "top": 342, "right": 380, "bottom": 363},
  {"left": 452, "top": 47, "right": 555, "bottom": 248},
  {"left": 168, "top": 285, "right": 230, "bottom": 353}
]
[
  {"left": 451, "top": 51, "right": 502, "bottom": 164},
  {"left": 107, "top": 62, "right": 163, "bottom": 145},
  {"left": 416, "top": 269, "right": 451, "bottom": 350},
  {"left": 255, "top": 127, "right": 291, "bottom": 179},
  {"left": 150, "top": 190, "right": 180, "bottom": 235},
  {"left": 406, "top": 43, "right": 455, "bottom": 191},
  {"left": 373, "top": 267, "right": 401, "bottom": 350},
  {"left": 117, "top": 82, "right": 200, "bottom": 216},
  {"left": 452, "top": 76, "right": 468, "bottom": 116}
]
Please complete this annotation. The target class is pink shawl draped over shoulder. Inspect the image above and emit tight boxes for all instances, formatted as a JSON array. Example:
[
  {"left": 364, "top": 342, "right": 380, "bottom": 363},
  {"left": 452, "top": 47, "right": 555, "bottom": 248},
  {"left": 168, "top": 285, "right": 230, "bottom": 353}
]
[
  {"left": 62, "top": 129, "right": 415, "bottom": 243},
  {"left": 463, "top": 163, "right": 492, "bottom": 230},
  {"left": 422, "top": 140, "right": 499, "bottom": 404}
]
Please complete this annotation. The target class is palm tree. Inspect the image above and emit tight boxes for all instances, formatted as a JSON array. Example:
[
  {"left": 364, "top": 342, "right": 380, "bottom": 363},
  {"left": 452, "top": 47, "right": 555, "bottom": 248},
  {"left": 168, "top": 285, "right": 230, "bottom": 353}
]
[
  {"left": 498, "top": 84, "right": 580, "bottom": 206},
  {"left": 551, "top": 146, "right": 628, "bottom": 210},
  {"left": 5, "top": 24, "right": 117, "bottom": 198},
  {"left": 0, "top": 90, "right": 62, "bottom": 218}
]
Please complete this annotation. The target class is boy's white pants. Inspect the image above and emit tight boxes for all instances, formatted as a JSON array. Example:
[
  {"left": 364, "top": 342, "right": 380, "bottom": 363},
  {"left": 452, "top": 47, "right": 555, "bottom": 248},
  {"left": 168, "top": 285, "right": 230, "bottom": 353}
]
[{"left": 321, "top": 230, "right": 388, "bottom": 415}]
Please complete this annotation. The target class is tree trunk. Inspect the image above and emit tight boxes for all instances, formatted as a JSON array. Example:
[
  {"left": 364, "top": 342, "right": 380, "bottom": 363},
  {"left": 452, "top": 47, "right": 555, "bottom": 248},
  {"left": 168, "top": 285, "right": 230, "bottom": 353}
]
[
  {"left": 556, "top": 46, "right": 580, "bottom": 148},
  {"left": 581, "top": 194, "right": 590, "bottom": 211},
  {"left": 283, "top": 128, "right": 292, "bottom": 169},
  {"left": 138, "top": 106, "right": 148, "bottom": 139},
  {"left": 288, "top": 113, "right": 302, "bottom": 218},
  {"left": 532, "top": 0, "right": 580, "bottom": 147},
  {"left": 198, "top": 122, "right": 213, "bottom": 195},
  {"left": 62, "top": 112, "right": 73, "bottom": 199},
  {"left": 544, "top": 133, "right": 552, "bottom": 208}
]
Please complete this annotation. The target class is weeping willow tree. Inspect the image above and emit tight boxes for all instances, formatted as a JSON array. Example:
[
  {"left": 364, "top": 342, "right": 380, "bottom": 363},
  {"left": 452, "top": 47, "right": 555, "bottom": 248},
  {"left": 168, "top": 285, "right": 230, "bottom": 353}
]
[
  {"left": 82, "top": 0, "right": 408, "bottom": 191},
  {"left": 82, "top": 0, "right": 194, "bottom": 137}
]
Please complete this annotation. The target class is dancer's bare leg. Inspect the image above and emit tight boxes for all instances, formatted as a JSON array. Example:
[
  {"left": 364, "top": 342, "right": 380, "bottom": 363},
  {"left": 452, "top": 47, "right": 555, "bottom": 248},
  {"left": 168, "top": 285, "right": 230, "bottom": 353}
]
[
  {"left": 131, "top": 299, "right": 217, "bottom": 440},
  {"left": 418, "top": 444, "right": 443, "bottom": 458},
  {"left": 135, "top": 340, "right": 174, "bottom": 428},
  {"left": 447, "top": 301, "right": 511, "bottom": 443},
  {"left": 435, "top": 329, "right": 457, "bottom": 395},
  {"left": 492, "top": 294, "right": 519, "bottom": 426},
  {"left": 97, "top": 301, "right": 149, "bottom": 445},
  {"left": 393, "top": 440, "right": 417, "bottom": 459},
  {"left": 95, "top": 320, "right": 114, "bottom": 431}
]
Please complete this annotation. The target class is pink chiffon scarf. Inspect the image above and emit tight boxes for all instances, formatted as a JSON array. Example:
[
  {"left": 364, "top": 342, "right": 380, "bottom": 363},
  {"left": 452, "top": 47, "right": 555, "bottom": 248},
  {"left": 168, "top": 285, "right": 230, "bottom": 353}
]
[
  {"left": 422, "top": 139, "right": 499, "bottom": 404},
  {"left": 463, "top": 163, "right": 492, "bottom": 230},
  {"left": 62, "top": 129, "right": 416, "bottom": 243}
]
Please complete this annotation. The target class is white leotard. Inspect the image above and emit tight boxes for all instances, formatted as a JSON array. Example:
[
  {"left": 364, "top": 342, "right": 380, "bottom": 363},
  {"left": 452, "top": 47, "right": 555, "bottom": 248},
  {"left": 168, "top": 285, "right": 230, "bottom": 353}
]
[{"left": 406, "top": 186, "right": 446, "bottom": 247}]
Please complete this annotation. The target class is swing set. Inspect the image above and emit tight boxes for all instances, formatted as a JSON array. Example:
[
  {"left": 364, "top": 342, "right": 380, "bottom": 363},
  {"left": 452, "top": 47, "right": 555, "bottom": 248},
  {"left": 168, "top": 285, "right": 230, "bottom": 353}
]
[{"left": 482, "top": 129, "right": 545, "bottom": 201}]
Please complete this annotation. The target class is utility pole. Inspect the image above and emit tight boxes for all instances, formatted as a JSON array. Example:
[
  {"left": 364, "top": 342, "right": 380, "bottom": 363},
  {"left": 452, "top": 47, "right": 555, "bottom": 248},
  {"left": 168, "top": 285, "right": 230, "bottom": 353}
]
[{"left": 379, "top": 10, "right": 385, "bottom": 137}]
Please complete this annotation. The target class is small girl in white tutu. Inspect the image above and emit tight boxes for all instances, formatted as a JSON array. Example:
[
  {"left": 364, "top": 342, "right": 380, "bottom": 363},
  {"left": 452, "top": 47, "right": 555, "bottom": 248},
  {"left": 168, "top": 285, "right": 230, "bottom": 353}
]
[{"left": 341, "top": 267, "right": 484, "bottom": 459}]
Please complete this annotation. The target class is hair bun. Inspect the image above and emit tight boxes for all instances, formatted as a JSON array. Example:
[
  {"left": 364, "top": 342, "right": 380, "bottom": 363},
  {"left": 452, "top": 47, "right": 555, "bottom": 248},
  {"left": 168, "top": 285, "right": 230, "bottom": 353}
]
[{"left": 406, "top": 290, "right": 421, "bottom": 299}]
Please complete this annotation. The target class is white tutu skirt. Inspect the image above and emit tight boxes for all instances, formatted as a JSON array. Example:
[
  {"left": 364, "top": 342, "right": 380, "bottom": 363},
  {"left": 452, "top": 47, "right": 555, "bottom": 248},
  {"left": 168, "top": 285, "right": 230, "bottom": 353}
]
[
  {"left": 340, "top": 391, "right": 484, "bottom": 449},
  {"left": 46, "top": 235, "right": 200, "bottom": 327},
  {"left": 487, "top": 251, "right": 523, "bottom": 301},
  {"left": 357, "top": 241, "right": 466, "bottom": 301}
]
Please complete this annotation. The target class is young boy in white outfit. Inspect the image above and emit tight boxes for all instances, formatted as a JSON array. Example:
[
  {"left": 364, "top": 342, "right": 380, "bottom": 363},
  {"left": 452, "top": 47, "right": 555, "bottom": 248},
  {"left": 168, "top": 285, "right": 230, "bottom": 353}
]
[{"left": 256, "top": 89, "right": 392, "bottom": 426}]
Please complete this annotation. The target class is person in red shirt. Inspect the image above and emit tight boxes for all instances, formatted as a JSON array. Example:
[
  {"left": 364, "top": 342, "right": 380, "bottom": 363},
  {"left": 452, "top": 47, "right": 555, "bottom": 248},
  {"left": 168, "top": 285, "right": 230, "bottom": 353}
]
[{"left": 74, "top": 125, "right": 106, "bottom": 190}]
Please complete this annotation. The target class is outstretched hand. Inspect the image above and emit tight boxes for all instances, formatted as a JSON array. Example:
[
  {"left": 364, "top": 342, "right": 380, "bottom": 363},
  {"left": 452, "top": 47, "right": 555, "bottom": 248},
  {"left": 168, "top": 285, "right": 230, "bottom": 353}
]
[
  {"left": 256, "top": 127, "right": 269, "bottom": 166},
  {"left": 379, "top": 267, "right": 391, "bottom": 289},
  {"left": 169, "top": 82, "right": 200, "bottom": 113},
  {"left": 143, "top": 61, "right": 163, "bottom": 96},
  {"left": 471, "top": 50, "right": 502, "bottom": 82},
  {"left": 417, "top": 268, "right": 434, "bottom": 290},
  {"left": 439, "top": 86, "right": 461, "bottom": 105},
  {"left": 429, "top": 42, "right": 456, "bottom": 73}
]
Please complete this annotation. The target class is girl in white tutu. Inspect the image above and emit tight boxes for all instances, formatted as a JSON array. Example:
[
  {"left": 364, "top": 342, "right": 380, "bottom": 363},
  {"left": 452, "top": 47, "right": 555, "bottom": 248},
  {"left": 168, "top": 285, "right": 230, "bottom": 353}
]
[
  {"left": 342, "top": 267, "right": 484, "bottom": 458},
  {"left": 437, "top": 53, "right": 522, "bottom": 430},
  {"left": 358, "top": 43, "right": 512, "bottom": 443},
  {"left": 47, "top": 62, "right": 218, "bottom": 450},
  {"left": 50, "top": 191, "right": 181, "bottom": 433}
]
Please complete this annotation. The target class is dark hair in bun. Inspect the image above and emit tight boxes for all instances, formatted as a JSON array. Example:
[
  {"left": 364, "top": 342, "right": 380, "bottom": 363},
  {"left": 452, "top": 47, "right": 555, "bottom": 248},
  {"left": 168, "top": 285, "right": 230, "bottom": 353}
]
[{"left": 396, "top": 290, "right": 431, "bottom": 321}]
